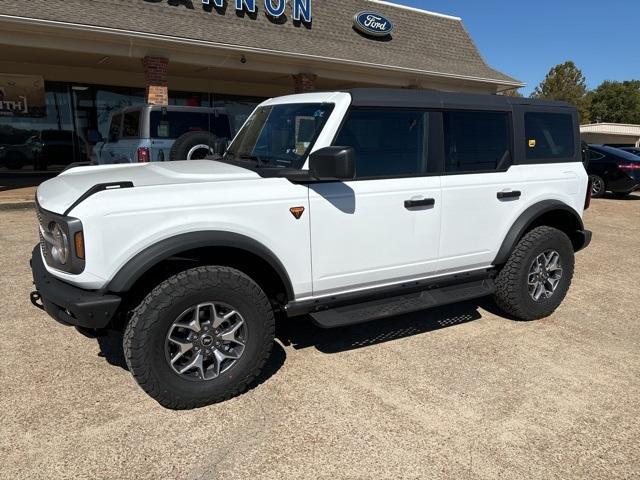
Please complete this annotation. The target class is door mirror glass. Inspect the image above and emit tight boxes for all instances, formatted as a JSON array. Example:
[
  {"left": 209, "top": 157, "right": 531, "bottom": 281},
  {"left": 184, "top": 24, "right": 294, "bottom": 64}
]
[{"left": 308, "top": 146, "right": 356, "bottom": 181}]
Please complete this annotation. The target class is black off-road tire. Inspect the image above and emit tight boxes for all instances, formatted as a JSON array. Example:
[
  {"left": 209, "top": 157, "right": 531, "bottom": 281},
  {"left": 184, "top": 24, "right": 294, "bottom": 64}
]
[
  {"left": 169, "top": 131, "right": 217, "bottom": 161},
  {"left": 494, "top": 226, "right": 575, "bottom": 321},
  {"left": 123, "top": 266, "right": 275, "bottom": 409}
]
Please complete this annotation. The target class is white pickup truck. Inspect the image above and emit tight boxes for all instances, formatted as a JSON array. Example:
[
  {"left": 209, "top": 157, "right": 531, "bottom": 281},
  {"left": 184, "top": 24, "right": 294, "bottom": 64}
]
[{"left": 30, "top": 89, "right": 592, "bottom": 409}]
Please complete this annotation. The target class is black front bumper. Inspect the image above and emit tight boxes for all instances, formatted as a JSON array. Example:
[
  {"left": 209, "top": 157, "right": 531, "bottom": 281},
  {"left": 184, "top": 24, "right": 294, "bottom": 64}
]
[{"left": 30, "top": 246, "right": 121, "bottom": 328}]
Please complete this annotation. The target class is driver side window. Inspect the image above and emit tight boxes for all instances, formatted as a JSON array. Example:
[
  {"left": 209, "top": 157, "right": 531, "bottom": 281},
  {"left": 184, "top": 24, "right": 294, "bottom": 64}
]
[{"left": 333, "top": 108, "right": 428, "bottom": 179}]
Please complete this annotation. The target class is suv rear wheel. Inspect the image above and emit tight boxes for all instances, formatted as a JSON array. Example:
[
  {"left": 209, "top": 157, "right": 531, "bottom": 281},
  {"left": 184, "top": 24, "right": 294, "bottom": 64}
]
[
  {"left": 494, "top": 226, "right": 575, "bottom": 321},
  {"left": 123, "top": 266, "right": 275, "bottom": 409}
]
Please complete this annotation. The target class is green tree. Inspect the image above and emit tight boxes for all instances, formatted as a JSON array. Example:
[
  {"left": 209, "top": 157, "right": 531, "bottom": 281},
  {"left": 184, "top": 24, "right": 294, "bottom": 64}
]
[
  {"left": 588, "top": 80, "right": 640, "bottom": 124},
  {"left": 499, "top": 88, "right": 523, "bottom": 97},
  {"left": 532, "top": 61, "right": 590, "bottom": 122}
]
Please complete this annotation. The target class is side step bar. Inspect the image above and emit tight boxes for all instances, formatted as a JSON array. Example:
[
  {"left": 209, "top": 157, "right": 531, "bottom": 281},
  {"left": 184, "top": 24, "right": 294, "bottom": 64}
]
[{"left": 310, "top": 279, "right": 495, "bottom": 329}]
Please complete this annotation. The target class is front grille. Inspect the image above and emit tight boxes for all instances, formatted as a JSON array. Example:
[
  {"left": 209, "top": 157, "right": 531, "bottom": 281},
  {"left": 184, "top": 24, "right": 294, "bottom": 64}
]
[{"left": 36, "top": 207, "right": 49, "bottom": 261}]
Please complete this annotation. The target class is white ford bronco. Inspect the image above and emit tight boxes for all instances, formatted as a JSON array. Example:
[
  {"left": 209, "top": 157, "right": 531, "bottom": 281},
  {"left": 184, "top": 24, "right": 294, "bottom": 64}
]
[{"left": 30, "top": 89, "right": 592, "bottom": 409}]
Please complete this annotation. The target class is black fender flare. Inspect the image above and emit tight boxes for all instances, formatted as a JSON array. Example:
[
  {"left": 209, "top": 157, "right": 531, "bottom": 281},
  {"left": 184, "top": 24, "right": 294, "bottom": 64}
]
[
  {"left": 493, "top": 200, "right": 585, "bottom": 266},
  {"left": 106, "top": 231, "right": 295, "bottom": 300}
]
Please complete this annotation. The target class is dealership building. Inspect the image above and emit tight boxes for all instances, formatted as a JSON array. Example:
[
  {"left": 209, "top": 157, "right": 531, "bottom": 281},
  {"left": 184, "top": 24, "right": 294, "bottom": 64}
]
[{"left": 0, "top": 0, "right": 522, "bottom": 173}]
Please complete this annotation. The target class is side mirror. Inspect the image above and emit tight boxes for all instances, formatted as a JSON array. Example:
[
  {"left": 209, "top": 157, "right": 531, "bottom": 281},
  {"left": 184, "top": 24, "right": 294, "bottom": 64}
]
[
  {"left": 308, "top": 146, "right": 356, "bottom": 181},
  {"left": 213, "top": 138, "right": 229, "bottom": 156}
]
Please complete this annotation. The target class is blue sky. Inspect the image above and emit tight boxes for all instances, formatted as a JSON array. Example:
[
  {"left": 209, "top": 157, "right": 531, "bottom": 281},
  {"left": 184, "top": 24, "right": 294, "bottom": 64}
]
[{"left": 396, "top": 0, "right": 640, "bottom": 95}]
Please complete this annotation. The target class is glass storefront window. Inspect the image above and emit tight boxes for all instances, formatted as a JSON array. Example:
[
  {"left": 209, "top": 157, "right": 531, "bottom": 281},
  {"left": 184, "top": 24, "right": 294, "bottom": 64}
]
[
  {"left": 212, "top": 94, "right": 264, "bottom": 133},
  {"left": 0, "top": 82, "right": 78, "bottom": 172},
  {"left": 0, "top": 81, "right": 264, "bottom": 173}
]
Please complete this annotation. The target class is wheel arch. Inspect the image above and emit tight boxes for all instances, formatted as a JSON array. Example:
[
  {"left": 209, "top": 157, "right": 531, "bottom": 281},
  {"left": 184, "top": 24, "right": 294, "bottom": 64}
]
[
  {"left": 107, "top": 231, "right": 295, "bottom": 304},
  {"left": 493, "top": 200, "right": 586, "bottom": 266}
]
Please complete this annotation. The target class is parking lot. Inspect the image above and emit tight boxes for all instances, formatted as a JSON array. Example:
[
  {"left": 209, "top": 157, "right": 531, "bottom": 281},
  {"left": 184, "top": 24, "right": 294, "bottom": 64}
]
[{"left": 1, "top": 194, "right": 639, "bottom": 480}]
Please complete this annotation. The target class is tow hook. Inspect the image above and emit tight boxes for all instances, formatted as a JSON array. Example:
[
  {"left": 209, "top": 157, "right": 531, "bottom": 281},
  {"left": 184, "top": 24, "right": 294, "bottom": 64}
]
[{"left": 30, "top": 291, "right": 45, "bottom": 311}]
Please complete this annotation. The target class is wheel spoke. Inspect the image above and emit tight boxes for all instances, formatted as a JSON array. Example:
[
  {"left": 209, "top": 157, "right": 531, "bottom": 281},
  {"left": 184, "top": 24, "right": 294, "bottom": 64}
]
[
  {"left": 168, "top": 338, "right": 194, "bottom": 364},
  {"left": 532, "top": 282, "right": 545, "bottom": 301},
  {"left": 172, "top": 305, "right": 208, "bottom": 333},
  {"left": 178, "top": 351, "right": 205, "bottom": 377},
  {"left": 219, "top": 319, "right": 245, "bottom": 347},
  {"left": 215, "top": 347, "right": 240, "bottom": 362}
]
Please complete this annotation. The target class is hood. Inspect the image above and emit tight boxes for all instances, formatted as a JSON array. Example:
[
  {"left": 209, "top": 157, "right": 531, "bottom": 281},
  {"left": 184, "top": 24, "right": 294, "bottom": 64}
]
[{"left": 37, "top": 160, "right": 260, "bottom": 215}]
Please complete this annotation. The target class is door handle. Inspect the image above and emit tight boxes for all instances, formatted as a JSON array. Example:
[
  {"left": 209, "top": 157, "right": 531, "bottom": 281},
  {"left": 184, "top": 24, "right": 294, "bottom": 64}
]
[
  {"left": 404, "top": 198, "right": 435, "bottom": 208},
  {"left": 497, "top": 190, "right": 521, "bottom": 200}
]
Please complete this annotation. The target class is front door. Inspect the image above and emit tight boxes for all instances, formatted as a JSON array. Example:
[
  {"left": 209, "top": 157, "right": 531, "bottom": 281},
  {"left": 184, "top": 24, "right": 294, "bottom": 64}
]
[{"left": 308, "top": 108, "right": 441, "bottom": 297}]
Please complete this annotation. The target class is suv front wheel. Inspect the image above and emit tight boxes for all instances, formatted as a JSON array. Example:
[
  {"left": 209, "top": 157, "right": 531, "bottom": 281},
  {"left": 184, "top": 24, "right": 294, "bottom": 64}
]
[
  {"left": 123, "top": 266, "right": 275, "bottom": 409},
  {"left": 494, "top": 226, "right": 575, "bottom": 321}
]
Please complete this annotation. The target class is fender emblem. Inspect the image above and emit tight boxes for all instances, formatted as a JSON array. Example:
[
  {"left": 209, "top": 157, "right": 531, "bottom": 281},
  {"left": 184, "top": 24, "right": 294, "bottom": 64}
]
[{"left": 290, "top": 206, "right": 305, "bottom": 219}]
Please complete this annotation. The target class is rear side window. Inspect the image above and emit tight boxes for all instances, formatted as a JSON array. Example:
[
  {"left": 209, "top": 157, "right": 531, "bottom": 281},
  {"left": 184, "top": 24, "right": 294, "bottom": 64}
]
[
  {"left": 525, "top": 113, "right": 575, "bottom": 160},
  {"left": 588, "top": 150, "right": 605, "bottom": 161},
  {"left": 334, "top": 109, "right": 428, "bottom": 178},
  {"left": 443, "top": 111, "right": 511, "bottom": 172},
  {"left": 149, "top": 111, "right": 232, "bottom": 139},
  {"left": 121, "top": 111, "right": 140, "bottom": 138}
]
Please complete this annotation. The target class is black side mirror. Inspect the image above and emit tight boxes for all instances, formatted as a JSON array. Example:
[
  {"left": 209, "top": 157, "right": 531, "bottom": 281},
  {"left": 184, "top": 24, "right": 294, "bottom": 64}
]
[
  {"left": 213, "top": 138, "right": 229, "bottom": 156},
  {"left": 308, "top": 146, "right": 356, "bottom": 181}
]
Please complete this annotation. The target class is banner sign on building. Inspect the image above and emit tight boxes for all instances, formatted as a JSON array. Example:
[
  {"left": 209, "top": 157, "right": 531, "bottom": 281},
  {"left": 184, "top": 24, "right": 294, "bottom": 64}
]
[
  {"left": 147, "top": 0, "right": 312, "bottom": 23},
  {"left": 0, "top": 74, "right": 46, "bottom": 117}
]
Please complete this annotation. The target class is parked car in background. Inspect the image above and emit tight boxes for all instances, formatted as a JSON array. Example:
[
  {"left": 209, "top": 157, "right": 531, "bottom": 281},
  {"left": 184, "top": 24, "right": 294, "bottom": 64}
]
[
  {"left": 93, "top": 105, "right": 234, "bottom": 164},
  {"left": 0, "top": 138, "right": 36, "bottom": 170},
  {"left": 619, "top": 147, "right": 640, "bottom": 157},
  {"left": 587, "top": 145, "right": 640, "bottom": 198},
  {"left": 33, "top": 130, "right": 89, "bottom": 171}
]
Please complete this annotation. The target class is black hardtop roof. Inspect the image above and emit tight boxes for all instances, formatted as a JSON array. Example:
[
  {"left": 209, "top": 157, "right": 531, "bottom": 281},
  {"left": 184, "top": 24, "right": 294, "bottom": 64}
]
[{"left": 346, "top": 88, "right": 575, "bottom": 110}]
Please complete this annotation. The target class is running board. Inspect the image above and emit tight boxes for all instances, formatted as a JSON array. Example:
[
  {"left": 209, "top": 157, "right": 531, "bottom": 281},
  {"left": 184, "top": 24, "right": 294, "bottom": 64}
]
[{"left": 310, "top": 279, "right": 495, "bottom": 329}]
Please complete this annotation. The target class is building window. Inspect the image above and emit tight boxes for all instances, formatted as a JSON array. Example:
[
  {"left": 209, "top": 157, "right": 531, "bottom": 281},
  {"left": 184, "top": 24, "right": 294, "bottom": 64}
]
[
  {"left": 334, "top": 108, "right": 429, "bottom": 178},
  {"left": 443, "top": 111, "right": 511, "bottom": 173}
]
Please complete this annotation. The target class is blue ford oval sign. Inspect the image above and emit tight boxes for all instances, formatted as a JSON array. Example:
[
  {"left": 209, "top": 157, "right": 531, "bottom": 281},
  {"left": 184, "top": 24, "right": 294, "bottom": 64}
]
[{"left": 353, "top": 11, "right": 394, "bottom": 37}]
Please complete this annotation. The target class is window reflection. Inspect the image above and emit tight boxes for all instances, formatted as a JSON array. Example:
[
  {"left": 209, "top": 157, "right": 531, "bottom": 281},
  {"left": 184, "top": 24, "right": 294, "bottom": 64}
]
[{"left": 0, "top": 82, "right": 264, "bottom": 173}]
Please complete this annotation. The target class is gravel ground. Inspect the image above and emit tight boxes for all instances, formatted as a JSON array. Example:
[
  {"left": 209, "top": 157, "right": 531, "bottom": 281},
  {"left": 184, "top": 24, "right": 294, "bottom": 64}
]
[{"left": 1, "top": 194, "right": 639, "bottom": 480}]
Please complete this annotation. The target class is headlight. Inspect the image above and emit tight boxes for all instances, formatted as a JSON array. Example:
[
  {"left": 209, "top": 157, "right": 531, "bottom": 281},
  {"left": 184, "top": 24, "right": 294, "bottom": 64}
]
[
  {"left": 37, "top": 205, "right": 85, "bottom": 274},
  {"left": 49, "top": 222, "right": 69, "bottom": 265}
]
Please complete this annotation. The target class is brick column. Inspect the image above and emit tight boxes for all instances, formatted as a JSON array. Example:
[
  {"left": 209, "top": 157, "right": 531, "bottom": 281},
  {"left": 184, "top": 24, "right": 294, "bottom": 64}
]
[
  {"left": 292, "top": 73, "right": 317, "bottom": 93},
  {"left": 142, "top": 56, "right": 169, "bottom": 105}
]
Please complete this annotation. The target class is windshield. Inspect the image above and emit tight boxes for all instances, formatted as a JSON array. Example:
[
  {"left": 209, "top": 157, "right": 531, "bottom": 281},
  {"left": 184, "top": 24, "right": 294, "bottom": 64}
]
[{"left": 224, "top": 103, "right": 334, "bottom": 169}]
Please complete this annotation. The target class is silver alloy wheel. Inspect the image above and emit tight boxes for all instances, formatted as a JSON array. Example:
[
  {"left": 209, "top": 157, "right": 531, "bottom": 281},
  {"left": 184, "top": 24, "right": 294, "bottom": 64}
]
[
  {"left": 527, "top": 250, "right": 563, "bottom": 301},
  {"left": 187, "top": 144, "right": 214, "bottom": 160},
  {"left": 591, "top": 176, "right": 604, "bottom": 196},
  {"left": 165, "top": 302, "right": 247, "bottom": 381}
]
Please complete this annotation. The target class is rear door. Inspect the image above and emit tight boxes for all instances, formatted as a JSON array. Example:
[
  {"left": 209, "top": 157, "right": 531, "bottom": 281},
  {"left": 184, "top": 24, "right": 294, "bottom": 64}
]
[
  {"left": 438, "top": 109, "right": 526, "bottom": 274},
  {"left": 309, "top": 108, "right": 442, "bottom": 296}
]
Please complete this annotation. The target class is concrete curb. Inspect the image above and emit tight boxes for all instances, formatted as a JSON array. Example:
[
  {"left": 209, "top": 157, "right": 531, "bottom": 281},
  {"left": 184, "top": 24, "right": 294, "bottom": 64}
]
[{"left": 0, "top": 201, "right": 36, "bottom": 211}]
